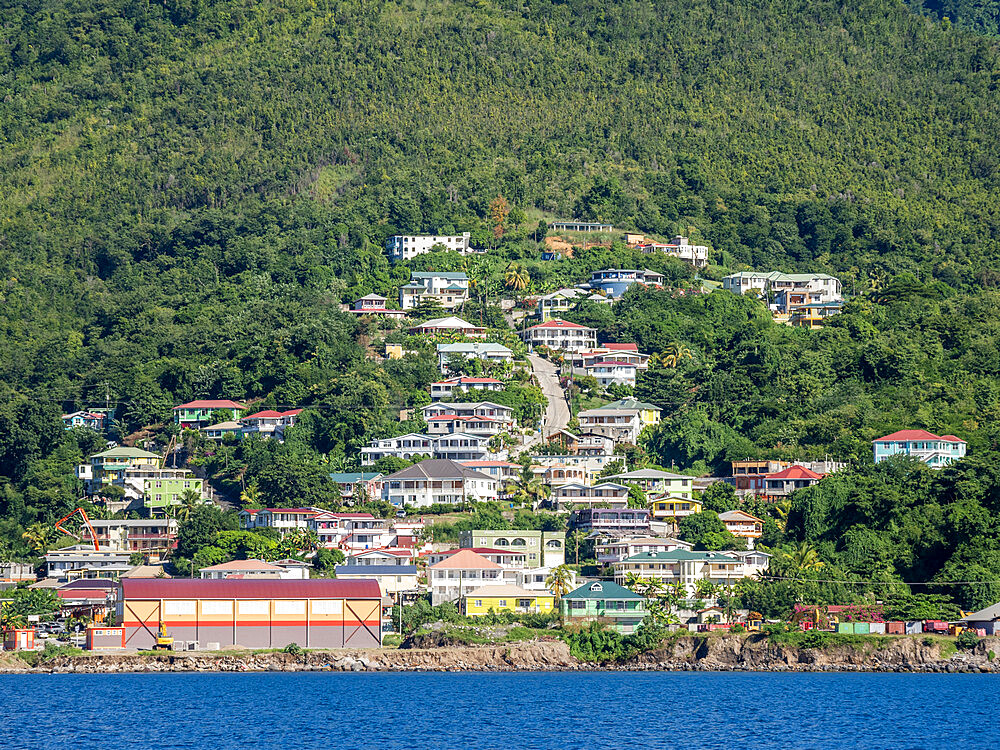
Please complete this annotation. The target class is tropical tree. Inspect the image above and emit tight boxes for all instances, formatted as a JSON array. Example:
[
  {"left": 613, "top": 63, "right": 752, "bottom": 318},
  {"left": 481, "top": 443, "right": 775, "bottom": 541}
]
[
  {"left": 654, "top": 343, "right": 694, "bottom": 369},
  {"left": 623, "top": 571, "right": 649, "bottom": 592},
  {"left": 21, "top": 523, "right": 54, "bottom": 553},
  {"left": 694, "top": 578, "right": 722, "bottom": 604},
  {"left": 172, "top": 489, "right": 203, "bottom": 523},
  {"left": 545, "top": 564, "right": 574, "bottom": 598},
  {"left": 504, "top": 262, "right": 530, "bottom": 295},
  {"left": 782, "top": 542, "right": 825, "bottom": 575},
  {"left": 503, "top": 473, "right": 550, "bottom": 508},
  {"left": 239, "top": 482, "right": 264, "bottom": 510}
]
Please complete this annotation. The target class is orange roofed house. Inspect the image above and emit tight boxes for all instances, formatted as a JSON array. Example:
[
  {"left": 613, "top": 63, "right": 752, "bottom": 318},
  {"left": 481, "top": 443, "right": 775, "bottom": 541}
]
[
  {"left": 762, "top": 465, "right": 825, "bottom": 500},
  {"left": 427, "top": 549, "right": 505, "bottom": 605}
]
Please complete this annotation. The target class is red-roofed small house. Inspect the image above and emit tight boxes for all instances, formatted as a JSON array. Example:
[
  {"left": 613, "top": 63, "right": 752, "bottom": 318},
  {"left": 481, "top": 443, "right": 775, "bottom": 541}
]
[
  {"left": 239, "top": 409, "right": 302, "bottom": 440},
  {"left": 430, "top": 376, "right": 505, "bottom": 400},
  {"left": 763, "top": 465, "right": 824, "bottom": 499},
  {"left": 427, "top": 549, "right": 504, "bottom": 604}
]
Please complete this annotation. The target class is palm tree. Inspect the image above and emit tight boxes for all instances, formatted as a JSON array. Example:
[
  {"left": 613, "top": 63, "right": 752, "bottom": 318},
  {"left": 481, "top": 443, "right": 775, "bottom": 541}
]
[
  {"left": 655, "top": 343, "right": 694, "bottom": 369},
  {"left": 172, "top": 489, "right": 202, "bottom": 522},
  {"left": 773, "top": 499, "right": 791, "bottom": 531},
  {"left": 623, "top": 572, "right": 648, "bottom": 593},
  {"left": 545, "top": 564, "right": 574, "bottom": 598},
  {"left": 504, "top": 263, "right": 530, "bottom": 295},
  {"left": 239, "top": 482, "right": 264, "bottom": 510},
  {"left": 783, "top": 542, "right": 825, "bottom": 574},
  {"left": 21, "top": 522, "right": 54, "bottom": 553}
]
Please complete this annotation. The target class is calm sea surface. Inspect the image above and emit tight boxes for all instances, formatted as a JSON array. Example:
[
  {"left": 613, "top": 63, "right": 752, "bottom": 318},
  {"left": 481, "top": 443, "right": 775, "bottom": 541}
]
[{"left": 1, "top": 671, "right": 996, "bottom": 749}]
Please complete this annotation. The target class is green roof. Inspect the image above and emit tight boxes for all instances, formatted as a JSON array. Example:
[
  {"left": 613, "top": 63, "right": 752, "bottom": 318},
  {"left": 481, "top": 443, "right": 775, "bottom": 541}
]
[
  {"left": 563, "top": 580, "right": 645, "bottom": 600},
  {"left": 91, "top": 446, "right": 161, "bottom": 459},
  {"left": 329, "top": 472, "right": 382, "bottom": 483},
  {"left": 622, "top": 550, "right": 738, "bottom": 564}
]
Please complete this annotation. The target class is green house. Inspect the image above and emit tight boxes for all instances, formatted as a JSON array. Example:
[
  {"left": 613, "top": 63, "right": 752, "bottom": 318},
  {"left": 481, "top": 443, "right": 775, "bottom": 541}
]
[{"left": 561, "top": 580, "right": 648, "bottom": 634}]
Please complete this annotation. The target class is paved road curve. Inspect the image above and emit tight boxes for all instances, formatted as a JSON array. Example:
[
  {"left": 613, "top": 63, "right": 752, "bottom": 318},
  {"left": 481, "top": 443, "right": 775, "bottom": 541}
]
[{"left": 526, "top": 352, "right": 570, "bottom": 448}]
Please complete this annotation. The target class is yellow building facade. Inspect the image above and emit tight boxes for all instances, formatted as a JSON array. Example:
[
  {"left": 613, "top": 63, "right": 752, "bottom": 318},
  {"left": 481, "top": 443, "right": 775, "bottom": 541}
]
[{"left": 461, "top": 586, "right": 555, "bottom": 617}]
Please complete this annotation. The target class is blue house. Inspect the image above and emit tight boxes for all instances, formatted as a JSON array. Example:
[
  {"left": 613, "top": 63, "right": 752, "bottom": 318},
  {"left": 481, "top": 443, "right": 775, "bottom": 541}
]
[{"left": 872, "top": 430, "right": 966, "bottom": 468}]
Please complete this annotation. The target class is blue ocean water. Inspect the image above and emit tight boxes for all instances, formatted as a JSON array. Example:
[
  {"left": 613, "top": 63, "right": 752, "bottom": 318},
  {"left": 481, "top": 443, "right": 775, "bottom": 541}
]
[{"left": 0, "top": 671, "right": 996, "bottom": 749}]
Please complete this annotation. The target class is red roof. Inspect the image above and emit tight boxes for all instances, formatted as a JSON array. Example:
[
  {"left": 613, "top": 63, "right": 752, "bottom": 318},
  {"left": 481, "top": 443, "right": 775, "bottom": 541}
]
[
  {"left": 120, "top": 578, "right": 381, "bottom": 600},
  {"left": 766, "top": 465, "right": 823, "bottom": 481},
  {"left": 585, "top": 360, "right": 638, "bottom": 367},
  {"left": 433, "top": 377, "right": 503, "bottom": 385},
  {"left": 243, "top": 410, "right": 285, "bottom": 419},
  {"left": 528, "top": 319, "right": 591, "bottom": 330},
  {"left": 56, "top": 589, "right": 108, "bottom": 601},
  {"left": 432, "top": 547, "right": 525, "bottom": 557},
  {"left": 260, "top": 508, "right": 319, "bottom": 515},
  {"left": 174, "top": 400, "right": 246, "bottom": 410},
  {"left": 873, "top": 429, "right": 963, "bottom": 443},
  {"left": 282, "top": 409, "right": 303, "bottom": 416},
  {"left": 458, "top": 461, "right": 520, "bottom": 467},
  {"left": 604, "top": 343, "right": 639, "bottom": 351}
]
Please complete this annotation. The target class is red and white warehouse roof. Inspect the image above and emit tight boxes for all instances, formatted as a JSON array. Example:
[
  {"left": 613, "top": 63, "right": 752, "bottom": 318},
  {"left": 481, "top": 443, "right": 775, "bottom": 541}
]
[{"left": 120, "top": 578, "right": 381, "bottom": 600}]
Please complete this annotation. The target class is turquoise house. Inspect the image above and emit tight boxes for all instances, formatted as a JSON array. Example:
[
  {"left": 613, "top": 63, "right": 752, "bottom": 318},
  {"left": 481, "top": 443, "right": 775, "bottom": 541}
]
[{"left": 561, "top": 580, "right": 648, "bottom": 634}]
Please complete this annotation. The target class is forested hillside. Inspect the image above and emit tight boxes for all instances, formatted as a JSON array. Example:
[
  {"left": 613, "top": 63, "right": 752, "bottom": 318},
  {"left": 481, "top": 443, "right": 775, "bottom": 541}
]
[{"left": 3, "top": 0, "right": 1000, "bottom": 603}]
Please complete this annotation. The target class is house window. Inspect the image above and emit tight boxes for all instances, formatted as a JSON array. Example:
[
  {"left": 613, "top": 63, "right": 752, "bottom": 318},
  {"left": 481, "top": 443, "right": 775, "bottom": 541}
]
[
  {"left": 474, "top": 600, "right": 482, "bottom": 607},
  {"left": 499, "top": 600, "right": 507, "bottom": 607}
]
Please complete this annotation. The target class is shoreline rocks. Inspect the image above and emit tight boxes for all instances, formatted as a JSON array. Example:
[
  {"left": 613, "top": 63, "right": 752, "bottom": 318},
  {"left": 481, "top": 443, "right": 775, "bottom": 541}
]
[{"left": 5, "top": 634, "right": 998, "bottom": 675}]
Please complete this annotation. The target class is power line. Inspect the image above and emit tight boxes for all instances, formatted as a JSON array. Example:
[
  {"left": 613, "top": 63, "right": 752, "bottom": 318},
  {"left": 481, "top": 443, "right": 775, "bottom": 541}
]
[{"left": 761, "top": 575, "right": 1000, "bottom": 587}]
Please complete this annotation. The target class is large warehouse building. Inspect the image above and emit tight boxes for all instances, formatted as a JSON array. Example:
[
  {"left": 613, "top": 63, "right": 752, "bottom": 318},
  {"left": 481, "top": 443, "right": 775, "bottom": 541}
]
[{"left": 118, "top": 578, "right": 382, "bottom": 650}]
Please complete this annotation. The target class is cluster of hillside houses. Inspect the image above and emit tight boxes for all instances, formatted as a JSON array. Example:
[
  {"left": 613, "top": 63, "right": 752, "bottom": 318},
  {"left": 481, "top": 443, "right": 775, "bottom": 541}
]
[{"left": 28, "top": 228, "right": 972, "bottom": 651}]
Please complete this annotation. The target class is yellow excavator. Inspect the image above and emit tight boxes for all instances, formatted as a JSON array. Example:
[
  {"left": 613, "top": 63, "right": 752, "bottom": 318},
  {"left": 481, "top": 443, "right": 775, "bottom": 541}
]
[{"left": 152, "top": 620, "right": 174, "bottom": 650}]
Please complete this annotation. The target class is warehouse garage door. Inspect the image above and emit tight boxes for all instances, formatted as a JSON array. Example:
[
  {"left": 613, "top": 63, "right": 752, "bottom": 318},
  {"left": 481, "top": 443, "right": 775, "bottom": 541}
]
[
  {"left": 344, "top": 599, "right": 381, "bottom": 647},
  {"left": 123, "top": 599, "right": 160, "bottom": 649},
  {"left": 272, "top": 599, "right": 307, "bottom": 648}
]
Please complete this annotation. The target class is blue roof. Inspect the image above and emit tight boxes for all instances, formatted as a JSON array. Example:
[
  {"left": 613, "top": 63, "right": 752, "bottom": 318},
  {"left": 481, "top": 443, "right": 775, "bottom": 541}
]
[{"left": 335, "top": 565, "right": 418, "bottom": 576}]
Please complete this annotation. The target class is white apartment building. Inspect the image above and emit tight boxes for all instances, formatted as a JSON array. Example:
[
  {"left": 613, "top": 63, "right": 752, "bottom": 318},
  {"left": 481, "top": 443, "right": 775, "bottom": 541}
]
[
  {"left": 427, "top": 549, "right": 505, "bottom": 605},
  {"left": 522, "top": 319, "right": 597, "bottom": 352},
  {"left": 584, "top": 360, "right": 639, "bottom": 388},
  {"left": 307, "top": 512, "right": 393, "bottom": 550},
  {"left": 399, "top": 272, "right": 470, "bottom": 310},
  {"left": 382, "top": 459, "right": 499, "bottom": 508},
  {"left": 239, "top": 507, "right": 321, "bottom": 532},
  {"left": 550, "top": 482, "right": 630, "bottom": 510},
  {"left": 596, "top": 536, "right": 693, "bottom": 565},
  {"left": 430, "top": 376, "right": 505, "bottom": 400},
  {"left": 636, "top": 236, "right": 709, "bottom": 267},
  {"left": 578, "top": 406, "right": 644, "bottom": 445},
  {"left": 722, "top": 271, "right": 842, "bottom": 304},
  {"left": 421, "top": 401, "right": 515, "bottom": 436},
  {"left": 436, "top": 342, "right": 513, "bottom": 374},
  {"left": 360, "top": 432, "right": 500, "bottom": 465},
  {"left": 386, "top": 232, "right": 472, "bottom": 262}
]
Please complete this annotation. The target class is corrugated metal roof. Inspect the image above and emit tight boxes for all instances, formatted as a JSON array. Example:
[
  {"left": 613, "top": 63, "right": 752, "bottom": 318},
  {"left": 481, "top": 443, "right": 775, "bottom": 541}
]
[
  {"left": 120, "top": 578, "right": 381, "bottom": 600},
  {"left": 335, "top": 565, "right": 418, "bottom": 576}
]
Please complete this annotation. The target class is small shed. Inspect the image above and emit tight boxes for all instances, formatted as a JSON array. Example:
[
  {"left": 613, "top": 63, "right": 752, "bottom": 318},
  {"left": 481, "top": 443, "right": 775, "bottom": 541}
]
[
  {"left": 3, "top": 629, "right": 36, "bottom": 651},
  {"left": 86, "top": 626, "right": 126, "bottom": 650}
]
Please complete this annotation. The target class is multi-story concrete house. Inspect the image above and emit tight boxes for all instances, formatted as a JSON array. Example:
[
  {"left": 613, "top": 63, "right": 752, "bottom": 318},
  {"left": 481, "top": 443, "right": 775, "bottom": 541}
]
[
  {"left": 424, "top": 547, "right": 527, "bottom": 568},
  {"left": 612, "top": 549, "right": 753, "bottom": 596},
  {"left": 634, "top": 235, "right": 709, "bottom": 268},
  {"left": 569, "top": 507, "right": 651, "bottom": 535},
  {"left": 427, "top": 549, "right": 505, "bottom": 605},
  {"left": 386, "top": 232, "right": 472, "bottom": 262},
  {"left": 723, "top": 271, "right": 843, "bottom": 325},
  {"left": 458, "top": 460, "right": 521, "bottom": 484},
  {"left": 550, "top": 482, "right": 629, "bottom": 510},
  {"left": 307, "top": 512, "right": 392, "bottom": 550},
  {"left": 596, "top": 536, "right": 693, "bottom": 565},
  {"left": 430, "top": 376, "right": 505, "bottom": 400},
  {"left": 574, "top": 345, "right": 650, "bottom": 372},
  {"left": 399, "top": 272, "right": 469, "bottom": 310},
  {"left": 585, "top": 269, "right": 664, "bottom": 299},
  {"left": 577, "top": 407, "right": 643, "bottom": 445},
  {"left": 872, "top": 429, "right": 967, "bottom": 468},
  {"left": 348, "top": 294, "right": 407, "bottom": 318},
  {"left": 238, "top": 409, "right": 302, "bottom": 440},
  {"left": 521, "top": 319, "right": 597, "bottom": 352},
  {"left": 173, "top": 399, "right": 247, "bottom": 428},
  {"left": 762, "top": 465, "right": 826, "bottom": 498},
  {"left": 604, "top": 469, "right": 693, "bottom": 500},
  {"left": 584, "top": 360, "right": 639, "bottom": 388},
  {"left": 421, "top": 401, "right": 516, "bottom": 436},
  {"left": 61, "top": 411, "right": 108, "bottom": 431},
  {"left": 45, "top": 546, "right": 133, "bottom": 581},
  {"left": 81, "top": 519, "right": 178, "bottom": 561},
  {"left": 458, "top": 529, "right": 566, "bottom": 568},
  {"left": 718, "top": 510, "right": 764, "bottom": 548},
  {"left": 360, "top": 432, "right": 498, "bottom": 465},
  {"left": 239, "top": 507, "right": 321, "bottom": 532},
  {"left": 536, "top": 288, "right": 589, "bottom": 321},
  {"left": 549, "top": 220, "right": 615, "bottom": 232},
  {"left": 436, "top": 342, "right": 514, "bottom": 374},
  {"left": 650, "top": 496, "right": 703, "bottom": 523},
  {"left": 382, "top": 459, "right": 499, "bottom": 508}
]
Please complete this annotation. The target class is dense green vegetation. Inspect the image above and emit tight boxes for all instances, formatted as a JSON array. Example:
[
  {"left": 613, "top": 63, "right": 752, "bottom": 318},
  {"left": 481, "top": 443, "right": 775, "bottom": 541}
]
[{"left": 2, "top": 0, "right": 1000, "bottom": 615}]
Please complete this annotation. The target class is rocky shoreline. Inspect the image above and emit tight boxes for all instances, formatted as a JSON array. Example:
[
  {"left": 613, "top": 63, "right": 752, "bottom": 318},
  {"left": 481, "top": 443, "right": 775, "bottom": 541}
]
[{"left": 4, "top": 634, "right": 999, "bottom": 674}]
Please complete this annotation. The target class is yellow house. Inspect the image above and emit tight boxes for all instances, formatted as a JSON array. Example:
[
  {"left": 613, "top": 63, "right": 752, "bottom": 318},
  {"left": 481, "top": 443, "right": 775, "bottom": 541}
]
[
  {"left": 602, "top": 398, "right": 661, "bottom": 429},
  {"left": 650, "top": 497, "right": 702, "bottom": 522},
  {"left": 461, "top": 585, "right": 555, "bottom": 617}
]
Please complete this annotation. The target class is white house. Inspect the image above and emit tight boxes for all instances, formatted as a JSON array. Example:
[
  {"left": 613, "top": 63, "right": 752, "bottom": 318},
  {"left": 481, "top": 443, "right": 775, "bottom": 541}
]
[
  {"left": 596, "top": 536, "right": 693, "bottom": 565},
  {"left": 239, "top": 507, "right": 321, "bottom": 532},
  {"left": 427, "top": 549, "right": 506, "bottom": 605},
  {"left": 382, "top": 459, "right": 499, "bottom": 508},
  {"left": 583, "top": 360, "right": 639, "bottom": 388},
  {"left": 633, "top": 236, "right": 709, "bottom": 268},
  {"left": 199, "top": 559, "right": 305, "bottom": 580},
  {"left": 550, "top": 482, "right": 630, "bottom": 510},
  {"left": 387, "top": 232, "right": 472, "bottom": 262},
  {"left": 421, "top": 401, "right": 516, "bottom": 436},
  {"left": 238, "top": 409, "right": 302, "bottom": 440},
  {"left": 521, "top": 319, "right": 597, "bottom": 352},
  {"left": 430, "top": 376, "right": 505, "bottom": 400},
  {"left": 308, "top": 512, "right": 393, "bottom": 550},
  {"left": 409, "top": 316, "right": 486, "bottom": 337},
  {"left": 360, "top": 432, "right": 499, "bottom": 465},
  {"left": 436, "top": 342, "right": 513, "bottom": 374}
]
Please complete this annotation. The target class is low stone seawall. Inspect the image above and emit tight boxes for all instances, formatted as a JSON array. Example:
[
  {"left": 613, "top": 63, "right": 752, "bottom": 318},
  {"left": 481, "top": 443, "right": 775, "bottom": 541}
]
[{"left": 5, "top": 634, "right": 1000, "bottom": 674}]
